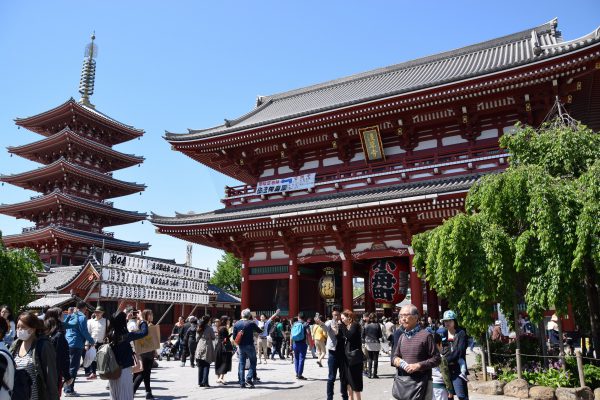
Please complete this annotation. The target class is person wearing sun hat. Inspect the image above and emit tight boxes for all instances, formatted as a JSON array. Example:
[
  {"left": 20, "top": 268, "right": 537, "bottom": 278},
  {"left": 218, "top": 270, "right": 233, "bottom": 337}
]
[{"left": 440, "top": 310, "right": 469, "bottom": 400}]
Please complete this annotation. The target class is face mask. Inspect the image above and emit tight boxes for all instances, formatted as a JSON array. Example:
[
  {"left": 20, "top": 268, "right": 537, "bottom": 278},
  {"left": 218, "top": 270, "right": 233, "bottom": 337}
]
[{"left": 17, "top": 329, "right": 32, "bottom": 341}]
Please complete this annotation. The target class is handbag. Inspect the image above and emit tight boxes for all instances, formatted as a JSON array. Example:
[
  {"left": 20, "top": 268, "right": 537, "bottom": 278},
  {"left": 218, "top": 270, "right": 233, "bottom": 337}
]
[
  {"left": 344, "top": 330, "right": 364, "bottom": 366},
  {"left": 392, "top": 374, "right": 428, "bottom": 400},
  {"left": 132, "top": 354, "right": 143, "bottom": 374}
]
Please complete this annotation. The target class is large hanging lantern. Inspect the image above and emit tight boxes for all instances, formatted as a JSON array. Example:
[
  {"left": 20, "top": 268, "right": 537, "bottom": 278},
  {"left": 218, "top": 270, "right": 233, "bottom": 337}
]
[
  {"left": 319, "top": 266, "right": 336, "bottom": 303},
  {"left": 369, "top": 258, "right": 409, "bottom": 305}
]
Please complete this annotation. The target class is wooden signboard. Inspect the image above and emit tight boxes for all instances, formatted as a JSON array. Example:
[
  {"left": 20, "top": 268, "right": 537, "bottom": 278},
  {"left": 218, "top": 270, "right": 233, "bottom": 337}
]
[
  {"left": 134, "top": 324, "right": 161, "bottom": 354},
  {"left": 358, "top": 125, "right": 386, "bottom": 163}
]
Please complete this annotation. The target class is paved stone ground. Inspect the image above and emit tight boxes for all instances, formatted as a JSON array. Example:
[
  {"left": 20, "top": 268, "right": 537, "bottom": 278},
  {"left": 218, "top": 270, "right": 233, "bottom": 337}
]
[{"left": 71, "top": 348, "right": 513, "bottom": 399}]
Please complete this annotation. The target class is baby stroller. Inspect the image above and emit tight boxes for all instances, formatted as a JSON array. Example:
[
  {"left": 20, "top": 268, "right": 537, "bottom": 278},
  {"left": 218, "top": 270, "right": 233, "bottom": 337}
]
[{"left": 160, "top": 334, "right": 180, "bottom": 361}]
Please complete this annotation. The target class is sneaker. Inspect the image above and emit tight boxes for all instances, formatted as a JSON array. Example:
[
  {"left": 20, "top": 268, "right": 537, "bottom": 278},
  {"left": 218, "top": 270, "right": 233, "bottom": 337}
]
[
  {"left": 246, "top": 380, "right": 255, "bottom": 388},
  {"left": 297, "top": 375, "right": 307, "bottom": 380},
  {"left": 64, "top": 392, "right": 78, "bottom": 397},
  {"left": 317, "top": 361, "right": 323, "bottom": 367},
  {"left": 459, "top": 373, "right": 469, "bottom": 382},
  {"left": 145, "top": 393, "right": 154, "bottom": 399},
  {"left": 86, "top": 373, "right": 97, "bottom": 380},
  {"left": 373, "top": 374, "right": 379, "bottom": 379},
  {"left": 240, "top": 383, "right": 247, "bottom": 389},
  {"left": 180, "top": 362, "right": 185, "bottom": 367}
]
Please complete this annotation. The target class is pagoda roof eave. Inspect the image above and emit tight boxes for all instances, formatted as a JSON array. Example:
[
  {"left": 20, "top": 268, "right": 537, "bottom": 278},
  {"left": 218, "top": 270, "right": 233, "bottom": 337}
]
[
  {"left": 151, "top": 173, "right": 480, "bottom": 227},
  {"left": 0, "top": 158, "right": 146, "bottom": 195},
  {"left": 0, "top": 190, "right": 147, "bottom": 223},
  {"left": 7, "top": 127, "right": 144, "bottom": 167},
  {"left": 2, "top": 225, "right": 149, "bottom": 252},
  {"left": 165, "top": 19, "right": 600, "bottom": 143},
  {"left": 15, "top": 98, "right": 144, "bottom": 140}
]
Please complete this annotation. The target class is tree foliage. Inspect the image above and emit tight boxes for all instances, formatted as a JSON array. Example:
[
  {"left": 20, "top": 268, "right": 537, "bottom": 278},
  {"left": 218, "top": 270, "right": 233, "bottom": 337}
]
[
  {"left": 413, "top": 120, "right": 600, "bottom": 339},
  {"left": 0, "top": 232, "right": 44, "bottom": 312},
  {"left": 209, "top": 252, "right": 242, "bottom": 295}
]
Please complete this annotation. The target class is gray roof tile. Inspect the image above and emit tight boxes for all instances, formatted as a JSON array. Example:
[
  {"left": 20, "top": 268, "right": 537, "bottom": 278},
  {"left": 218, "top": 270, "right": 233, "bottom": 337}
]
[
  {"left": 37, "top": 265, "right": 85, "bottom": 293},
  {"left": 165, "top": 19, "right": 600, "bottom": 142},
  {"left": 151, "top": 174, "right": 479, "bottom": 225}
]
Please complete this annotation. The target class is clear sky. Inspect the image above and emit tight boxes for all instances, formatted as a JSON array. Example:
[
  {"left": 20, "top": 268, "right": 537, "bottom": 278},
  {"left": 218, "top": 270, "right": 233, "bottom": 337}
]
[{"left": 0, "top": 1, "right": 598, "bottom": 271}]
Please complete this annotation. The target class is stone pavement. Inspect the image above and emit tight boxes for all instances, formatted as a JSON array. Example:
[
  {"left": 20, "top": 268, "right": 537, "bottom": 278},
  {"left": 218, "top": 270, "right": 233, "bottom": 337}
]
[{"left": 71, "top": 349, "right": 511, "bottom": 399}]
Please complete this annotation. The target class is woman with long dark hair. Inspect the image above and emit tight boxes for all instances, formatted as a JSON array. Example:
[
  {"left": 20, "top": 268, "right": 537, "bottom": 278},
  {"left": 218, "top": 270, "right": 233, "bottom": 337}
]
[
  {"left": 0, "top": 306, "right": 15, "bottom": 348},
  {"left": 44, "top": 307, "right": 72, "bottom": 395},
  {"left": 340, "top": 309, "right": 363, "bottom": 400},
  {"left": 362, "top": 312, "right": 383, "bottom": 379},
  {"left": 10, "top": 311, "right": 59, "bottom": 400},
  {"left": 106, "top": 307, "right": 148, "bottom": 400},
  {"left": 133, "top": 309, "right": 156, "bottom": 399},
  {"left": 195, "top": 315, "right": 215, "bottom": 388},
  {"left": 214, "top": 316, "right": 233, "bottom": 384}
]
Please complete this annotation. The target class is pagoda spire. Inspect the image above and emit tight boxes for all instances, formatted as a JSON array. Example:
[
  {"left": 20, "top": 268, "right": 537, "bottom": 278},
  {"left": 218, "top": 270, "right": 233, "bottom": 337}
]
[{"left": 78, "top": 32, "right": 97, "bottom": 108}]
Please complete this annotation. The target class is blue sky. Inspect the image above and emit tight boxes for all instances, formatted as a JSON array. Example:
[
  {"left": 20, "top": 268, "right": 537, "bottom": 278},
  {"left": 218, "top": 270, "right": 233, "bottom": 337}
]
[{"left": 0, "top": 1, "right": 598, "bottom": 271}]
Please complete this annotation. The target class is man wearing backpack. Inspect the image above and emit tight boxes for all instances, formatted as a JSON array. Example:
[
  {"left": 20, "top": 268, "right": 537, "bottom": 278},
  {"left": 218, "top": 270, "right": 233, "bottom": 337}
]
[
  {"left": 63, "top": 301, "right": 95, "bottom": 396},
  {"left": 290, "top": 312, "right": 313, "bottom": 380},
  {"left": 0, "top": 316, "right": 14, "bottom": 400},
  {"left": 269, "top": 317, "right": 285, "bottom": 360}
]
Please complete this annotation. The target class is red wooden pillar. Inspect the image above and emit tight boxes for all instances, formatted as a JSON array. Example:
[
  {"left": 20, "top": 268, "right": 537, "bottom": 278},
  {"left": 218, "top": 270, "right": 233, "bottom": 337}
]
[
  {"left": 289, "top": 257, "right": 299, "bottom": 317},
  {"left": 241, "top": 255, "right": 251, "bottom": 310},
  {"left": 409, "top": 253, "right": 423, "bottom": 314},
  {"left": 342, "top": 256, "right": 353, "bottom": 312}
]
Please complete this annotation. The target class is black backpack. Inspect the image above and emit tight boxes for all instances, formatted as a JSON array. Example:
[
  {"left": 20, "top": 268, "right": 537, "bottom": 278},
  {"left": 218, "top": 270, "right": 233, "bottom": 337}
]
[{"left": 269, "top": 321, "right": 281, "bottom": 339}]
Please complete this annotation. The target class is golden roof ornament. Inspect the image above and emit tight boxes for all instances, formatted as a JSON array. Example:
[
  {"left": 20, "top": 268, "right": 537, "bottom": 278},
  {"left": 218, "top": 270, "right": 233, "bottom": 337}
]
[{"left": 78, "top": 32, "right": 97, "bottom": 108}]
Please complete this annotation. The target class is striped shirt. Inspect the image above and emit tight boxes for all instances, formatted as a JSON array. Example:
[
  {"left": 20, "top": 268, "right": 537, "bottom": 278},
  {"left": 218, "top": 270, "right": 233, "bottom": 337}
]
[{"left": 394, "top": 329, "right": 440, "bottom": 379}]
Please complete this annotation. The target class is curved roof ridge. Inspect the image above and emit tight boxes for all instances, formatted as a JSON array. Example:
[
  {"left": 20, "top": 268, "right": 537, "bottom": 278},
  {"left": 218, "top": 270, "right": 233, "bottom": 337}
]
[
  {"left": 263, "top": 19, "right": 559, "bottom": 103},
  {"left": 0, "top": 157, "right": 146, "bottom": 189},
  {"left": 8, "top": 127, "right": 144, "bottom": 162}
]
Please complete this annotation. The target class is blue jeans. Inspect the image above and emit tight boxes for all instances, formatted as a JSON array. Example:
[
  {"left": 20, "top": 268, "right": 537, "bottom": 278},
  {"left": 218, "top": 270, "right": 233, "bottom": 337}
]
[
  {"left": 293, "top": 341, "right": 307, "bottom": 376},
  {"left": 451, "top": 369, "right": 469, "bottom": 400},
  {"left": 327, "top": 350, "right": 348, "bottom": 400},
  {"left": 64, "top": 347, "right": 83, "bottom": 393},
  {"left": 238, "top": 344, "right": 257, "bottom": 385},
  {"left": 197, "top": 359, "right": 210, "bottom": 386}
]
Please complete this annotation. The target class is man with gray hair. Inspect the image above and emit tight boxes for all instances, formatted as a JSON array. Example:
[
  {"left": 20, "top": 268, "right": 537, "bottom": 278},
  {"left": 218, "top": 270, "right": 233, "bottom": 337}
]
[
  {"left": 232, "top": 308, "right": 263, "bottom": 388},
  {"left": 391, "top": 304, "right": 440, "bottom": 400}
]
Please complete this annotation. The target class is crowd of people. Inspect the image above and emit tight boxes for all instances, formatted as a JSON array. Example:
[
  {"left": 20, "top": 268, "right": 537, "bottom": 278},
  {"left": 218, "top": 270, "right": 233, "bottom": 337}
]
[{"left": 0, "top": 301, "right": 481, "bottom": 400}]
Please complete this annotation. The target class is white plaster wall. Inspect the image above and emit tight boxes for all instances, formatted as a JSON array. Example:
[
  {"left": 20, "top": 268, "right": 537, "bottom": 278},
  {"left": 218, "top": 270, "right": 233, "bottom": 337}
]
[
  {"left": 278, "top": 166, "right": 293, "bottom": 174},
  {"left": 414, "top": 139, "right": 437, "bottom": 151},
  {"left": 479, "top": 128, "right": 499, "bottom": 140},
  {"left": 384, "top": 145, "right": 405, "bottom": 156},
  {"left": 260, "top": 168, "right": 275, "bottom": 178},
  {"left": 251, "top": 252, "right": 267, "bottom": 261},
  {"left": 350, "top": 153, "right": 366, "bottom": 162},
  {"left": 442, "top": 135, "right": 468, "bottom": 146},
  {"left": 270, "top": 250, "right": 287, "bottom": 259},
  {"left": 323, "top": 157, "right": 343, "bottom": 167},
  {"left": 300, "top": 160, "right": 319, "bottom": 170}
]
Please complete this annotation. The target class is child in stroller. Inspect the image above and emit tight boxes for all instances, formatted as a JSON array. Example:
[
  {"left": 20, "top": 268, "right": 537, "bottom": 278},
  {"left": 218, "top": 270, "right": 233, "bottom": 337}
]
[{"left": 160, "top": 334, "right": 180, "bottom": 361}]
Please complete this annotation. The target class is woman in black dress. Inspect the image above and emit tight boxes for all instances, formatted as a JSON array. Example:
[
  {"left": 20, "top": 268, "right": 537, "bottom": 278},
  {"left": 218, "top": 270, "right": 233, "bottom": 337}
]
[
  {"left": 214, "top": 316, "right": 233, "bottom": 384},
  {"left": 341, "top": 309, "right": 363, "bottom": 400}
]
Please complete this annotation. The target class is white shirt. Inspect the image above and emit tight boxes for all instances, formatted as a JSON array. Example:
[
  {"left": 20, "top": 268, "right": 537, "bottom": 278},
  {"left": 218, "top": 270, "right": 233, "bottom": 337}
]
[
  {"left": 87, "top": 317, "right": 108, "bottom": 344},
  {"left": 0, "top": 341, "right": 15, "bottom": 400}
]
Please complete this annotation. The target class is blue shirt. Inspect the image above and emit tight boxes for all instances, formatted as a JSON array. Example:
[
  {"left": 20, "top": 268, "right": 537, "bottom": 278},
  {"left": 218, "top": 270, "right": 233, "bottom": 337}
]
[
  {"left": 64, "top": 311, "right": 94, "bottom": 349},
  {"left": 232, "top": 319, "right": 262, "bottom": 346}
]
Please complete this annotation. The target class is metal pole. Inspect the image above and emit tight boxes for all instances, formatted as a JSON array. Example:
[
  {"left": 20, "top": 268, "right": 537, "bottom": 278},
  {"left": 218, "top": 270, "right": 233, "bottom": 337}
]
[
  {"left": 576, "top": 350, "right": 585, "bottom": 387},
  {"left": 156, "top": 303, "right": 174, "bottom": 325},
  {"left": 516, "top": 348, "right": 523, "bottom": 379},
  {"left": 557, "top": 315, "right": 566, "bottom": 370},
  {"left": 481, "top": 335, "right": 488, "bottom": 381}
]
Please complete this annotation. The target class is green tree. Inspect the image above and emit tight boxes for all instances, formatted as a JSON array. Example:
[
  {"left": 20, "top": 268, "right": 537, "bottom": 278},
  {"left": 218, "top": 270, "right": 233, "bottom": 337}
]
[
  {"left": 413, "top": 119, "right": 600, "bottom": 351},
  {"left": 209, "top": 252, "right": 242, "bottom": 295},
  {"left": 0, "top": 232, "right": 44, "bottom": 312}
]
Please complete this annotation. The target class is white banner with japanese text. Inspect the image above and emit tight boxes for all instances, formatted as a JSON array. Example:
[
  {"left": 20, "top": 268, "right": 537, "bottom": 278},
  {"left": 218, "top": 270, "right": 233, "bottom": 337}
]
[{"left": 256, "top": 173, "right": 315, "bottom": 195}]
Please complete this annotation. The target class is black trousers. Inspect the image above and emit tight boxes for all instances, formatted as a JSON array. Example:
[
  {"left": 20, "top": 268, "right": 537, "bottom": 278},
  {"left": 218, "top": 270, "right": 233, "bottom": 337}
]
[
  {"left": 133, "top": 353, "right": 154, "bottom": 395},
  {"left": 367, "top": 350, "right": 379, "bottom": 375}
]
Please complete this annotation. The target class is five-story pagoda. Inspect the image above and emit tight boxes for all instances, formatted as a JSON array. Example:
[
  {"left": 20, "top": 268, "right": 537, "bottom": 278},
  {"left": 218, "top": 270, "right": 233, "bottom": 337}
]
[{"left": 0, "top": 34, "right": 149, "bottom": 266}]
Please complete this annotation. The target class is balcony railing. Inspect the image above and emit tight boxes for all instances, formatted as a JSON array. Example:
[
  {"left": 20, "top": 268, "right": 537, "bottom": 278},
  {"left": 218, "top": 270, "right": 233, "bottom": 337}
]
[
  {"left": 221, "top": 144, "right": 507, "bottom": 207},
  {"left": 22, "top": 226, "right": 38, "bottom": 233}
]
